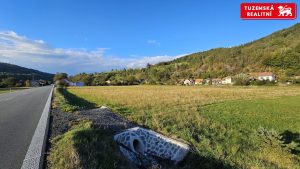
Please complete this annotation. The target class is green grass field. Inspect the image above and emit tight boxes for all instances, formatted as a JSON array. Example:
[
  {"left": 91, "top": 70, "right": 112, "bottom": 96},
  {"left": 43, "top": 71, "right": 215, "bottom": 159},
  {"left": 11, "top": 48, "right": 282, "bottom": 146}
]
[
  {"left": 199, "top": 95, "right": 300, "bottom": 133},
  {"left": 55, "top": 86, "right": 300, "bottom": 169}
]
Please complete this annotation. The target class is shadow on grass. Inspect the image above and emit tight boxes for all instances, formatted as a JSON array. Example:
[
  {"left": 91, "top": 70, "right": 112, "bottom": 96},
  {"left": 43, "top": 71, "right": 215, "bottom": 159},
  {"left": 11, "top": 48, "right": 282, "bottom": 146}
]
[
  {"left": 72, "top": 127, "right": 134, "bottom": 169},
  {"left": 58, "top": 87, "right": 97, "bottom": 110},
  {"left": 281, "top": 130, "right": 300, "bottom": 155},
  {"left": 178, "top": 151, "right": 237, "bottom": 169},
  {"left": 58, "top": 87, "right": 135, "bottom": 116}
]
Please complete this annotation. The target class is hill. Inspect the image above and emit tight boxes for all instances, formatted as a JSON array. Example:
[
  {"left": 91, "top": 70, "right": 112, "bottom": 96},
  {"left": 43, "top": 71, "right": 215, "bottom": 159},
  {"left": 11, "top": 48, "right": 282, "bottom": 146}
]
[
  {"left": 71, "top": 23, "right": 300, "bottom": 85},
  {"left": 168, "top": 23, "right": 300, "bottom": 78},
  {"left": 0, "top": 62, "right": 54, "bottom": 82}
]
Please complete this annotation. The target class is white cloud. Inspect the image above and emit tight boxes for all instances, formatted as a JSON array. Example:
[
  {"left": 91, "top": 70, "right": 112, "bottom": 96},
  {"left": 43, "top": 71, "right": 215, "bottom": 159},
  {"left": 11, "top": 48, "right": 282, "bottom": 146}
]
[
  {"left": 147, "top": 40, "right": 161, "bottom": 46},
  {"left": 0, "top": 31, "right": 185, "bottom": 74},
  {"left": 127, "top": 54, "right": 186, "bottom": 68}
]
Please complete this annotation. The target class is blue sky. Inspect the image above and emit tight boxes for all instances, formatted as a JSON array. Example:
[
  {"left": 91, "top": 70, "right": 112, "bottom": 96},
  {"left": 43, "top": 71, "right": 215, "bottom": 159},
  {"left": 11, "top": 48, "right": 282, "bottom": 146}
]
[{"left": 0, "top": 0, "right": 299, "bottom": 74}]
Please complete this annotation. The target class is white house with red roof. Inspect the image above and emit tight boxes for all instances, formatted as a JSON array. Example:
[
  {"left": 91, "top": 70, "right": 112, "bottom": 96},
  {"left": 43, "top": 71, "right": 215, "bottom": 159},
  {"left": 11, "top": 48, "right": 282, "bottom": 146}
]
[{"left": 249, "top": 72, "right": 276, "bottom": 81}]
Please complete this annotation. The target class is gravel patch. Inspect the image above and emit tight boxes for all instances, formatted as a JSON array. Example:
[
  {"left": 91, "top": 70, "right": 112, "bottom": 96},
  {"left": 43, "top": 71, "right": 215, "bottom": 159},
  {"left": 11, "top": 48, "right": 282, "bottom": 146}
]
[
  {"left": 48, "top": 107, "right": 137, "bottom": 140},
  {"left": 80, "top": 107, "right": 137, "bottom": 132}
]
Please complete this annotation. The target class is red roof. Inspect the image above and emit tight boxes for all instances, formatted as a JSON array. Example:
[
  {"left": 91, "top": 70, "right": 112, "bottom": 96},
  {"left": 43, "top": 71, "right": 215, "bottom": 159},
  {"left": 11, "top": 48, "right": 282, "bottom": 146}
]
[{"left": 195, "top": 79, "right": 203, "bottom": 83}]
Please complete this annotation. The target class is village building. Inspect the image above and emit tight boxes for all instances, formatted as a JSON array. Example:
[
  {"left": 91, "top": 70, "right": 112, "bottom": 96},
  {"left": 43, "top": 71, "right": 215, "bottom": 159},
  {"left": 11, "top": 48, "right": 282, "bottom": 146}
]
[
  {"left": 194, "top": 79, "right": 204, "bottom": 85},
  {"left": 63, "top": 79, "right": 74, "bottom": 86},
  {"left": 30, "top": 80, "right": 40, "bottom": 87},
  {"left": 57, "top": 79, "right": 85, "bottom": 86},
  {"left": 249, "top": 72, "right": 275, "bottom": 81},
  {"left": 221, "top": 76, "right": 233, "bottom": 85},
  {"left": 212, "top": 78, "right": 222, "bottom": 85},
  {"left": 74, "top": 82, "right": 85, "bottom": 86},
  {"left": 203, "top": 79, "right": 210, "bottom": 85},
  {"left": 183, "top": 79, "right": 194, "bottom": 86}
]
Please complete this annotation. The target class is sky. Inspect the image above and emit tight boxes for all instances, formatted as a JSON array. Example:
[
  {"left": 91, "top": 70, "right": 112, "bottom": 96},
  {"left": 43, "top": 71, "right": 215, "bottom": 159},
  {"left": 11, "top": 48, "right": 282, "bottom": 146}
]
[{"left": 0, "top": 0, "right": 299, "bottom": 75}]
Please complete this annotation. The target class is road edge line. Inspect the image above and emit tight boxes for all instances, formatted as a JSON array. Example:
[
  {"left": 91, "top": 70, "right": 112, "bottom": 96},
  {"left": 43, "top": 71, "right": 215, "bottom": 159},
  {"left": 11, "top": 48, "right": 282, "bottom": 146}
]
[{"left": 21, "top": 86, "right": 54, "bottom": 169}]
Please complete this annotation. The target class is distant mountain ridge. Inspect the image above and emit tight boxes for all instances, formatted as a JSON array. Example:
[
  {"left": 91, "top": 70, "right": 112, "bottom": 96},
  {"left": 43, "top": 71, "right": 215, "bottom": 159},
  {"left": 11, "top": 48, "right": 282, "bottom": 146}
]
[{"left": 0, "top": 62, "right": 54, "bottom": 81}]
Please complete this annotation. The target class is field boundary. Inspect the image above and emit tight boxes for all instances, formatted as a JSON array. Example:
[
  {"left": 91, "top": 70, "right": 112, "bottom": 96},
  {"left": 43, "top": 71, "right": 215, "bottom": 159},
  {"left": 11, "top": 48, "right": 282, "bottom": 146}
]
[{"left": 21, "top": 86, "right": 54, "bottom": 169}]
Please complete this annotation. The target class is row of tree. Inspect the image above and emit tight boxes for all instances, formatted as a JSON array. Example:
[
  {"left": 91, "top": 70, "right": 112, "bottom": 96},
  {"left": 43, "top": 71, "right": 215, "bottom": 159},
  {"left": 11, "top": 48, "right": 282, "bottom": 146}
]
[
  {"left": 0, "top": 77, "right": 52, "bottom": 88},
  {"left": 0, "top": 77, "right": 31, "bottom": 88}
]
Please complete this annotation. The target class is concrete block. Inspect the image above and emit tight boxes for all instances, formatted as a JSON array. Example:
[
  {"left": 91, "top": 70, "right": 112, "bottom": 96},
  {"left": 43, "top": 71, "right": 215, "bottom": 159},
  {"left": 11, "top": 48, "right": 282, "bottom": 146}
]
[{"left": 114, "top": 127, "right": 190, "bottom": 163}]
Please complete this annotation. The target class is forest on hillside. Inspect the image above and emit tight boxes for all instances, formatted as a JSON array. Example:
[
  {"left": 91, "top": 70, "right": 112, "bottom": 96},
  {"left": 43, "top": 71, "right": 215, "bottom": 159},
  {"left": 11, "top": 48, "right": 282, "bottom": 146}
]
[{"left": 0, "top": 62, "right": 54, "bottom": 87}]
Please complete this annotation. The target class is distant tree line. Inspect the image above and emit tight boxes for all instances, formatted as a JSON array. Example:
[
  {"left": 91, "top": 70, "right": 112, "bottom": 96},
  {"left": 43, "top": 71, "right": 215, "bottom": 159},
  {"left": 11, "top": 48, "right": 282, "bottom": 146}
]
[{"left": 0, "top": 77, "right": 51, "bottom": 88}]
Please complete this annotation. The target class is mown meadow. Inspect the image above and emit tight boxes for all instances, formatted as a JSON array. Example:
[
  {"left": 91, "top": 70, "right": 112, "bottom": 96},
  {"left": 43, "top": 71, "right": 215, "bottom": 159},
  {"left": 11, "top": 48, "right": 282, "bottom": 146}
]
[{"left": 63, "top": 85, "right": 300, "bottom": 169}]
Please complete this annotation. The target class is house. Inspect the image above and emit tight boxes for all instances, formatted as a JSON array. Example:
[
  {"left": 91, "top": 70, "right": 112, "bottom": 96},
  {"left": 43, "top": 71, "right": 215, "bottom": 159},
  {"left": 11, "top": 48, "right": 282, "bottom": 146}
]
[
  {"left": 74, "top": 82, "right": 85, "bottom": 86},
  {"left": 30, "top": 80, "right": 40, "bottom": 87},
  {"left": 57, "top": 79, "right": 85, "bottom": 86},
  {"left": 211, "top": 78, "right": 222, "bottom": 85},
  {"left": 63, "top": 79, "right": 75, "bottom": 86},
  {"left": 183, "top": 79, "right": 194, "bottom": 86},
  {"left": 249, "top": 72, "right": 276, "bottom": 81},
  {"left": 203, "top": 79, "right": 210, "bottom": 85},
  {"left": 38, "top": 79, "right": 47, "bottom": 86},
  {"left": 221, "top": 76, "right": 233, "bottom": 85},
  {"left": 194, "top": 79, "right": 204, "bottom": 85}
]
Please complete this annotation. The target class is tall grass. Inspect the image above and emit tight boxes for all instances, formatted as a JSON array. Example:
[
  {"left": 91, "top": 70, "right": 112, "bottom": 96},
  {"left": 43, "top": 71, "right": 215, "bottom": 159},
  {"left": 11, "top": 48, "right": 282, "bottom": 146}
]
[{"left": 67, "top": 86, "right": 300, "bottom": 168}]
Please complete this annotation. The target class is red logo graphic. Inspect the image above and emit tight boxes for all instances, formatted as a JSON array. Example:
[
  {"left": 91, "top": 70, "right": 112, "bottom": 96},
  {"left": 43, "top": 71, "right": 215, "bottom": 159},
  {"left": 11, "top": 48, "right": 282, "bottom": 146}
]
[{"left": 241, "top": 3, "right": 297, "bottom": 20}]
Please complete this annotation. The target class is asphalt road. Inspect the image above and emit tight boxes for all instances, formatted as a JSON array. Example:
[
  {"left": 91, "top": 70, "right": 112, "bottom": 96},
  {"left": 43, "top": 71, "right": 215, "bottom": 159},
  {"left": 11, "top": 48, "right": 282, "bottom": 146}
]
[{"left": 0, "top": 86, "right": 52, "bottom": 169}]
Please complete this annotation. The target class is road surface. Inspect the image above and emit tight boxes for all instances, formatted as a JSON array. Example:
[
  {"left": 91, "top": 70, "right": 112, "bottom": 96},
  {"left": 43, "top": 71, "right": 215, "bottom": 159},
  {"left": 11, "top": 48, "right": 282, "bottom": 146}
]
[{"left": 0, "top": 86, "right": 52, "bottom": 169}]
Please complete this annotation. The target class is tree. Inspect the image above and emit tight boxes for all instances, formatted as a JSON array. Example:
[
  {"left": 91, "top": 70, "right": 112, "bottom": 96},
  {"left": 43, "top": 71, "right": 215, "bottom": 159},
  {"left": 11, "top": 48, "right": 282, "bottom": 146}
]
[
  {"left": 126, "top": 75, "right": 137, "bottom": 85},
  {"left": 82, "top": 75, "right": 93, "bottom": 86},
  {"left": 1, "top": 77, "right": 16, "bottom": 87},
  {"left": 25, "top": 80, "right": 31, "bottom": 87},
  {"left": 53, "top": 73, "right": 68, "bottom": 82},
  {"left": 233, "top": 73, "right": 250, "bottom": 86},
  {"left": 146, "top": 63, "right": 152, "bottom": 69}
]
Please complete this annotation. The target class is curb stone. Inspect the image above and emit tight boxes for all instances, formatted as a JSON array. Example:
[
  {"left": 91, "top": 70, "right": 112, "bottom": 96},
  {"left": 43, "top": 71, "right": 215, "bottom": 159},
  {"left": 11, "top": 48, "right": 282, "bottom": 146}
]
[{"left": 21, "top": 86, "right": 54, "bottom": 169}]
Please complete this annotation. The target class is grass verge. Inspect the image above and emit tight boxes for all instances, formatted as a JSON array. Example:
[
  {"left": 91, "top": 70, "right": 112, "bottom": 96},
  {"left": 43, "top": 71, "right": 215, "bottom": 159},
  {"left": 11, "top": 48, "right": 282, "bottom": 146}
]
[
  {"left": 53, "top": 87, "right": 96, "bottom": 112},
  {"left": 47, "top": 120, "right": 133, "bottom": 169}
]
